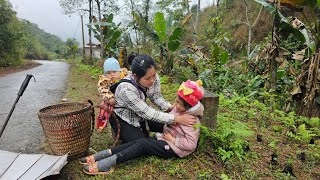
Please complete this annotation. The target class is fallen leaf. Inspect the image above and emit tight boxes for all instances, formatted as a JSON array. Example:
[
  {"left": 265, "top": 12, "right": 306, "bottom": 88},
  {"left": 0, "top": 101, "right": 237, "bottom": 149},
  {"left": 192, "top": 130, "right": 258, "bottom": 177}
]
[
  {"left": 315, "top": 96, "right": 320, "bottom": 104},
  {"left": 288, "top": 67, "right": 296, "bottom": 75},
  {"left": 280, "top": 47, "right": 291, "bottom": 56},
  {"left": 279, "top": 60, "right": 289, "bottom": 69},
  {"left": 291, "top": 49, "right": 305, "bottom": 60},
  {"left": 291, "top": 85, "right": 302, "bottom": 95}
]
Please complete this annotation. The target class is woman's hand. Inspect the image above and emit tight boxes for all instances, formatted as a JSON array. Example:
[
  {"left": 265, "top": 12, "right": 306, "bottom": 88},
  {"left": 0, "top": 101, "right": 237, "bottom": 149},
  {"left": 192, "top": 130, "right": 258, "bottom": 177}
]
[
  {"left": 165, "top": 103, "right": 175, "bottom": 113},
  {"left": 163, "top": 132, "right": 176, "bottom": 143},
  {"left": 103, "top": 97, "right": 116, "bottom": 106},
  {"left": 174, "top": 114, "right": 197, "bottom": 126}
]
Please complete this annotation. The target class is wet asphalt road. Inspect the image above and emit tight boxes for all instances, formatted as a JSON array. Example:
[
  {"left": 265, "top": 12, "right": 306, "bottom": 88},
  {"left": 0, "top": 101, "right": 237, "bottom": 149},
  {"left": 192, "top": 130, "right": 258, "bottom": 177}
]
[{"left": 0, "top": 60, "right": 70, "bottom": 153}]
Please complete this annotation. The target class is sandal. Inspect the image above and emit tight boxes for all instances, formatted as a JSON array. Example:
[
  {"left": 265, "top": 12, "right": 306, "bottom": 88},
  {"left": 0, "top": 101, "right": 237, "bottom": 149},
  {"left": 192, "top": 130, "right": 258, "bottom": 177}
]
[
  {"left": 79, "top": 155, "right": 95, "bottom": 165},
  {"left": 83, "top": 162, "right": 114, "bottom": 175}
]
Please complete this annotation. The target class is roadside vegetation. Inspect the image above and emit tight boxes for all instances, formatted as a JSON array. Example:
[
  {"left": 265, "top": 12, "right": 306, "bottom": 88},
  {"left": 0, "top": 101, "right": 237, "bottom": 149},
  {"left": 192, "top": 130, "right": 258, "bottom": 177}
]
[{"left": 0, "top": 0, "right": 73, "bottom": 68}]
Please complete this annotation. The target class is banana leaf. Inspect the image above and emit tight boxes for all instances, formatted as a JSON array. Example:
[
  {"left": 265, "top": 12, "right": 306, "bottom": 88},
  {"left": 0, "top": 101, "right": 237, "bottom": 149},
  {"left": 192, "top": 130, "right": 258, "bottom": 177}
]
[
  {"left": 154, "top": 12, "right": 167, "bottom": 43},
  {"left": 168, "top": 27, "right": 184, "bottom": 51}
]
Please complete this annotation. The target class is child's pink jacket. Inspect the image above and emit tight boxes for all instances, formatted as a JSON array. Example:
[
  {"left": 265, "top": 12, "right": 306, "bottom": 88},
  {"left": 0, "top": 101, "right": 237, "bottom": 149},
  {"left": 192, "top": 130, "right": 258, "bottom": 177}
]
[{"left": 156, "top": 103, "right": 204, "bottom": 157}]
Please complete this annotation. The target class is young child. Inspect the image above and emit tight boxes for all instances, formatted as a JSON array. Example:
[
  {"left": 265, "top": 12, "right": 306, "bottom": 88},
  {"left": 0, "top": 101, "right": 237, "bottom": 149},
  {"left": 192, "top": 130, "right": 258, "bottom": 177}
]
[
  {"left": 96, "top": 57, "right": 128, "bottom": 131},
  {"left": 81, "top": 79, "right": 204, "bottom": 175}
]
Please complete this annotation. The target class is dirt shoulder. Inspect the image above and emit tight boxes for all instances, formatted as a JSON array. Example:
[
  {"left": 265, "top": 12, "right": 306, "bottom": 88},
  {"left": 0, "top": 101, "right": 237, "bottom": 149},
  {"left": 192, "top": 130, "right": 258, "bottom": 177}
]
[{"left": 0, "top": 60, "right": 42, "bottom": 77}]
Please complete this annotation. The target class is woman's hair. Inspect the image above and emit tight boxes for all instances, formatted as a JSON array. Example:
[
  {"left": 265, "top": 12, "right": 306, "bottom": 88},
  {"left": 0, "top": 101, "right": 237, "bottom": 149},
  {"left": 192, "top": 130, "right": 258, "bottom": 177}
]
[
  {"left": 131, "top": 54, "right": 157, "bottom": 79},
  {"left": 127, "top": 52, "right": 138, "bottom": 66},
  {"left": 177, "top": 96, "right": 192, "bottom": 110}
]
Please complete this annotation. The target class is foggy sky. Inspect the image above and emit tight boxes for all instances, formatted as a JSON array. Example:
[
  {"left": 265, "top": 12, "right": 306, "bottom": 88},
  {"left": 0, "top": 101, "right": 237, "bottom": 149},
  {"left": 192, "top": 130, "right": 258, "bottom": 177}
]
[
  {"left": 8, "top": 0, "right": 214, "bottom": 45},
  {"left": 9, "top": 0, "right": 90, "bottom": 44}
]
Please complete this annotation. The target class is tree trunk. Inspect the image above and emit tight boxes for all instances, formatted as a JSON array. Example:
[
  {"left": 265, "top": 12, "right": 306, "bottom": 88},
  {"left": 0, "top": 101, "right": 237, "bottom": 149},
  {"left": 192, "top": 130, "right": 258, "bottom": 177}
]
[
  {"left": 81, "top": 15, "right": 86, "bottom": 63},
  {"left": 248, "top": 27, "right": 252, "bottom": 58},
  {"left": 88, "top": 0, "right": 93, "bottom": 65},
  {"left": 96, "top": 0, "right": 105, "bottom": 59},
  {"left": 165, "top": 52, "right": 173, "bottom": 75},
  {"left": 195, "top": 0, "right": 200, "bottom": 44},
  {"left": 141, "top": 0, "right": 150, "bottom": 47},
  {"left": 296, "top": 50, "right": 320, "bottom": 117},
  {"left": 264, "top": 11, "right": 281, "bottom": 112},
  {"left": 201, "top": 90, "right": 219, "bottom": 129},
  {"left": 185, "top": 0, "right": 197, "bottom": 44},
  {"left": 119, "top": 47, "right": 129, "bottom": 69},
  {"left": 130, "top": 0, "right": 139, "bottom": 53},
  {"left": 160, "top": 46, "right": 164, "bottom": 73},
  {"left": 268, "top": 47, "right": 279, "bottom": 90},
  {"left": 266, "top": 12, "right": 280, "bottom": 91}
]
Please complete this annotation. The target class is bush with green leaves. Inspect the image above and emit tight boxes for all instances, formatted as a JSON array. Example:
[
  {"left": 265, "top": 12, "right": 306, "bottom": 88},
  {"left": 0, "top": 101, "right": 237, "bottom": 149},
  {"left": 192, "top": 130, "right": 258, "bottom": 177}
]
[
  {"left": 198, "top": 93, "right": 319, "bottom": 162},
  {"left": 0, "top": 0, "right": 24, "bottom": 67},
  {"left": 78, "top": 64, "right": 103, "bottom": 77},
  {"left": 271, "top": 108, "right": 319, "bottom": 144},
  {"left": 172, "top": 63, "right": 197, "bottom": 83},
  {"left": 198, "top": 95, "right": 254, "bottom": 162}
]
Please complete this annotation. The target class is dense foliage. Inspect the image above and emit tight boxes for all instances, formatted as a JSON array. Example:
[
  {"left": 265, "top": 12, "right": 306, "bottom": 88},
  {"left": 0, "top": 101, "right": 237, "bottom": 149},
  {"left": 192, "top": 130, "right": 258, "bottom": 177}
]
[
  {"left": 0, "top": 0, "right": 68, "bottom": 67},
  {"left": 21, "top": 19, "right": 67, "bottom": 60},
  {"left": 0, "top": 0, "right": 23, "bottom": 66}
]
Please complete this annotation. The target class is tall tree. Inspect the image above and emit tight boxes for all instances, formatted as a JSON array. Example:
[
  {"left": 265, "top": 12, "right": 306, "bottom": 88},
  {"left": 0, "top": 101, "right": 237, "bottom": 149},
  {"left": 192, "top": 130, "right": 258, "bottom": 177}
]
[
  {"left": 0, "top": 0, "right": 23, "bottom": 67},
  {"left": 88, "top": 0, "right": 93, "bottom": 64},
  {"left": 66, "top": 38, "right": 79, "bottom": 58},
  {"left": 60, "top": 0, "right": 93, "bottom": 63},
  {"left": 242, "top": 0, "right": 263, "bottom": 59},
  {"left": 59, "top": 0, "right": 119, "bottom": 62},
  {"left": 92, "top": 0, "right": 119, "bottom": 58}
]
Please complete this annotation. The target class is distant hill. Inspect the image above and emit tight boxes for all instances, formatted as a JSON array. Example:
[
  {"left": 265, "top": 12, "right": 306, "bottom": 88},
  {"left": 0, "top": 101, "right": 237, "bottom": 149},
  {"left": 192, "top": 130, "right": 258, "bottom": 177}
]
[{"left": 20, "top": 19, "right": 67, "bottom": 60}]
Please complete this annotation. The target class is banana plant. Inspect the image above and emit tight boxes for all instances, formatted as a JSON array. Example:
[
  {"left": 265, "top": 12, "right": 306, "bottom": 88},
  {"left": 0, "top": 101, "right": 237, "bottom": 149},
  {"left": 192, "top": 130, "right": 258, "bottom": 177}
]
[
  {"left": 129, "top": 11, "right": 191, "bottom": 74},
  {"left": 256, "top": 0, "right": 320, "bottom": 117},
  {"left": 154, "top": 12, "right": 187, "bottom": 52},
  {"left": 87, "top": 13, "right": 122, "bottom": 57},
  {"left": 153, "top": 12, "right": 188, "bottom": 74}
]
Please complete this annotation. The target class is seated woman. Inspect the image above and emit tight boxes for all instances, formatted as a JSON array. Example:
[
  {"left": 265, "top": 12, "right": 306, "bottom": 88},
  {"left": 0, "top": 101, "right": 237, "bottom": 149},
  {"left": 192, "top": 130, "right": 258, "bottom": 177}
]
[
  {"left": 81, "top": 80, "right": 204, "bottom": 175},
  {"left": 108, "top": 54, "right": 197, "bottom": 143}
]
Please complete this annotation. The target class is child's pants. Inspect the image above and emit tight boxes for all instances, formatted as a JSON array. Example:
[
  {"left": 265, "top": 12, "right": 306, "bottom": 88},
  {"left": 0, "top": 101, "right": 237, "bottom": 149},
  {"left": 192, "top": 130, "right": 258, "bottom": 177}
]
[{"left": 111, "top": 137, "right": 178, "bottom": 164}]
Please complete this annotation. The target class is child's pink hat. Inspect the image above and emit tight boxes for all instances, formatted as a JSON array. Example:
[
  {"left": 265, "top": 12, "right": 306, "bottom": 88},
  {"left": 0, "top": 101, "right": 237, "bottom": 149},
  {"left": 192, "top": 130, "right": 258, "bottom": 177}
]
[{"left": 177, "top": 80, "right": 204, "bottom": 107}]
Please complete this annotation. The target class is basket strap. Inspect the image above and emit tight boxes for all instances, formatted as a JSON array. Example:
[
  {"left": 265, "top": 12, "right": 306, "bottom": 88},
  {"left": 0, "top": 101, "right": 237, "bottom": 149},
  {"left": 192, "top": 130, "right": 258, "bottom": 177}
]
[
  {"left": 87, "top": 99, "right": 95, "bottom": 133},
  {"left": 111, "top": 112, "right": 120, "bottom": 148}
]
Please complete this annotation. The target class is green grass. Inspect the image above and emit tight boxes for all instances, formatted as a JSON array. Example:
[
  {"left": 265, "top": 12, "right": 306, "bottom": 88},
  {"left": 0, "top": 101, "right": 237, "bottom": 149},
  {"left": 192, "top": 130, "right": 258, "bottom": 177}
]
[{"left": 46, "top": 60, "right": 319, "bottom": 179}]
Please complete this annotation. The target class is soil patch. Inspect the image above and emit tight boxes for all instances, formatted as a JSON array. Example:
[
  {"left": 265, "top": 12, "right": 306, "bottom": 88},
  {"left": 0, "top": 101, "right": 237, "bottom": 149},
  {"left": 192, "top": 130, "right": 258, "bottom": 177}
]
[{"left": 0, "top": 60, "right": 41, "bottom": 77}]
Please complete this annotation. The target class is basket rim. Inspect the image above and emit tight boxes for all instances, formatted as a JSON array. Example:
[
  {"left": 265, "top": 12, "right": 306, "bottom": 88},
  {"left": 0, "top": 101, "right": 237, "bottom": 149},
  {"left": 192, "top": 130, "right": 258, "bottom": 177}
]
[{"left": 38, "top": 102, "right": 91, "bottom": 118}]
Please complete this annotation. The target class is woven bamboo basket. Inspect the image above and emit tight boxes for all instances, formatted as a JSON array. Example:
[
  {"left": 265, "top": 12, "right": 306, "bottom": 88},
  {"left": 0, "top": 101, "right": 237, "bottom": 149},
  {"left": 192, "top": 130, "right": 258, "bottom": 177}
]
[{"left": 38, "top": 102, "right": 93, "bottom": 159}]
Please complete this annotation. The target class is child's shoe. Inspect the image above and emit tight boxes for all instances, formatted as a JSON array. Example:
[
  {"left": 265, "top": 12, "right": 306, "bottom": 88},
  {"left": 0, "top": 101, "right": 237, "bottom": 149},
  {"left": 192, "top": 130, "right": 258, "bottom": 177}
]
[
  {"left": 83, "top": 162, "right": 114, "bottom": 175},
  {"left": 79, "top": 155, "right": 95, "bottom": 165},
  {"left": 79, "top": 150, "right": 112, "bottom": 165}
]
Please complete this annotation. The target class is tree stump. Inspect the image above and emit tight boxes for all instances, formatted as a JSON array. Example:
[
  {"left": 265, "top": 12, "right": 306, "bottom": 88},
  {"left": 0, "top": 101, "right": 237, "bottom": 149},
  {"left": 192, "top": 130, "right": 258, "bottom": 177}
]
[{"left": 201, "top": 90, "right": 219, "bottom": 129}]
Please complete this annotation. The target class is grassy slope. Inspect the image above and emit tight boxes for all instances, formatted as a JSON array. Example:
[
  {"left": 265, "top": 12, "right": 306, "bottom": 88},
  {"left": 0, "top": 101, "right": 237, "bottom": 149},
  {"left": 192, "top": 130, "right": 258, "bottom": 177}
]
[{"left": 52, "top": 61, "right": 319, "bottom": 179}]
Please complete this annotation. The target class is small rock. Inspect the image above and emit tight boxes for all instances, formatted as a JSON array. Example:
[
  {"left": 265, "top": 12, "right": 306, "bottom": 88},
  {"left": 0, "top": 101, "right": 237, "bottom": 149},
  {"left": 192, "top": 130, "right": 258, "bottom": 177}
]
[
  {"left": 309, "top": 139, "right": 315, "bottom": 144},
  {"left": 61, "top": 98, "right": 68, "bottom": 102},
  {"left": 257, "top": 134, "right": 263, "bottom": 142}
]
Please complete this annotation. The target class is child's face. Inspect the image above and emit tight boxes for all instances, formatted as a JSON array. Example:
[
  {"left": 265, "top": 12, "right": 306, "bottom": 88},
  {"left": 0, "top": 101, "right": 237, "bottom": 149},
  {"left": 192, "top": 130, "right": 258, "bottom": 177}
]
[
  {"left": 105, "top": 71, "right": 121, "bottom": 80},
  {"left": 175, "top": 96, "right": 187, "bottom": 113}
]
